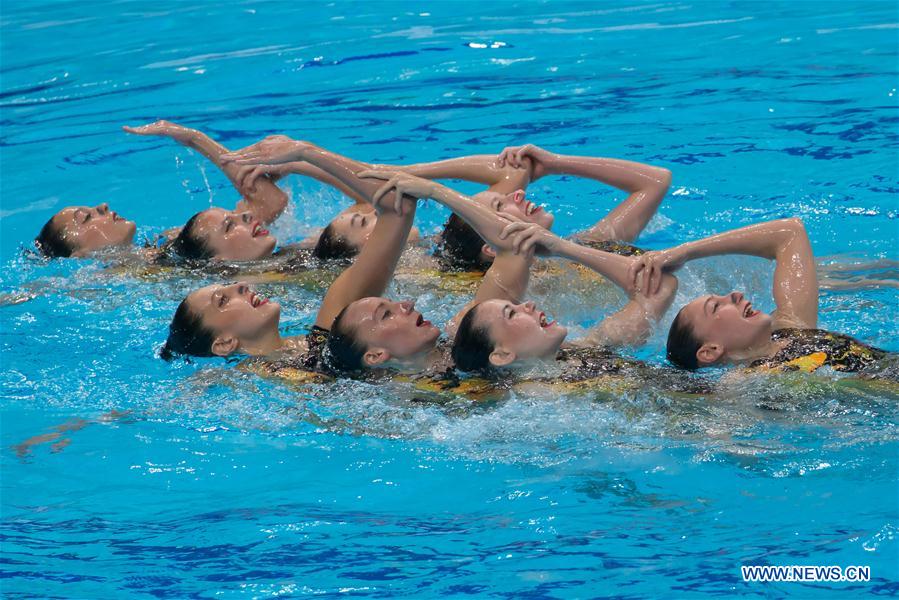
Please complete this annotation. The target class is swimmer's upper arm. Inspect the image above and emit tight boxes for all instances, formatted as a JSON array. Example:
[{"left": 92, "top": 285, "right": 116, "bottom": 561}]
[
  {"left": 445, "top": 252, "right": 532, "bottom": 338},
  {"left": 771, "top": 218, "right": 818, "bottom": 329}
]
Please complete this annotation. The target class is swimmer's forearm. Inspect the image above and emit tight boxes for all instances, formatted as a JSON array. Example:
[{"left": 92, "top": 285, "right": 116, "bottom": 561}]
[
  {"left": 475, "top": 251, "right": 532, "bottom": 305},
  {"left": 543, "top": 153, "right": 672, "bottom": 194},
  {"left": 428, "top": 183, "right": 509, "bottom": 246},
  {"left": 314, "top": 208, "right": 416, "bottom": 329},
  {"left": 393, "top": 155, "right": 531, "bottom": 192},
  {"left": 553, "top": 238, "right": 634, "bottom": 293},
  {"left": 177, "top": 128, "right": 290, "bottom": 225},
  {"left": 289, "top": 143, "right": 397, "bottom": 206},
  {"left": 670, "top": 219, "right": 807, "bottom": 263},
  {"left": 278, "top": 161, "right": 368, "bottom": 205}
]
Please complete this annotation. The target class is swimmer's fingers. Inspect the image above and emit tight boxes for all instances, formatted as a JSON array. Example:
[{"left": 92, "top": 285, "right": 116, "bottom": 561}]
[
  {"left": 236, "top": 165, "right": 261, "bottom": 190},
  {"left": 221, "top": 150, "right": 262, "bottom": 165},
  {"left": 497, "top": 147, "right": 516, "bottom": 168},
  {"left": 499, "top": 221, "right": 529, "bottom": 240},
  {"left": 641, "top": 256, "right": 654, "bottom": 297},
  {"left": 513, "top": 145, "right": 534, "bottom": 169},
  {"left": 510, "top": 224, "right": 541, "bottom": 254},
  {"left": 519, "top": 229, "right": 541, "bottom": 255},
  {"left": 395, "top": 182, "right": 406, "bottom": 215},
  {"left": 370, "top": 177, "right": 399, "bottom": 212},
  {"left": 356, "top": 169, "right": 392, "bottom": 181},
  {"left": 627, "top": 260, "right": 640, "bottom": 289},
  {"left": 510, "top": 229, "right": 530, "bottom": 254},
  {"left": 653, "top": 265, "right": 663, "bottom": 295}
]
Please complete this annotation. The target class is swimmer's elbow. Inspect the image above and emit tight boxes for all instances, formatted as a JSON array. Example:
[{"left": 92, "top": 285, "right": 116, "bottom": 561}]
[
  {"left": 785, "top": 217, "right": 807, "bottom": 233},
  {"left": 656, "top": 167, "right": 672, "bottom": 191}
]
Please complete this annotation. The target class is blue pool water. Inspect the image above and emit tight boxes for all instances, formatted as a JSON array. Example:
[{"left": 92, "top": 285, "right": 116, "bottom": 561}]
[{"left": 2, "top": 1, "right": 898, "bottom": 597}]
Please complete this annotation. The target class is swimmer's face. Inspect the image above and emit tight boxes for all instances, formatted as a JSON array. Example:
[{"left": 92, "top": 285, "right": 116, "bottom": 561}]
[
  {"left": 185, "top": 282, "right": 281, "bottom": 356},
  {"left": 681, "top": 291, "right": 773, "bottom": 366},
  {"left": 53, "top": 204, "right": 136, "bottom": 256},
  {"left": 325, "top": 210, "right": 421, "bottom": 253},
  {"left": 193, "top": 208, "right": 277, "bottom": 261},
  {"left": 342, "top": 297, "right": 441, "bottom": 367},
  {"left": 476, "top": 299, "right": 567, "bottom": 367},
  {"left": 473, "top": 189, "right": 555, "bottom": 230},
  {"left": 327, "top": 210, "right": 378, "bottom": 253}
]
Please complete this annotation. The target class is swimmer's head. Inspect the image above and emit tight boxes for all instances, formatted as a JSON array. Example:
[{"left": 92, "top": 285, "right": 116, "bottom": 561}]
[
  {"left": 452, "top": 299, "right": 567, "bottom": 372},
  {"left": 667, "top": 291, "right": 773, "bottom": 369},
  {"left": 313, "top": 210, "right": 420, "bottom": 261},
  {"left": 313, "top": 210, "right": 376, "bottom": 260},
  {"left": 326, "top": 297, "right": 440, "bottom": 371},
  {"left": 438, "top": 189, "right": 554, "bottom": 271},
  {"left": 161, "top": 282, "right": 281, "bottom": 358},
  {"left": 171, "top": 208, "right": 276, "bottom": 262},
  {"left": 35, "top": 204, "right": 136, "bottom": 257}
]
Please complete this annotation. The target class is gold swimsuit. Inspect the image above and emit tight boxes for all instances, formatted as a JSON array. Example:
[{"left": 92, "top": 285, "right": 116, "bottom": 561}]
[{"left": 749, "top": 329, "right": 889, "bottom": 374}]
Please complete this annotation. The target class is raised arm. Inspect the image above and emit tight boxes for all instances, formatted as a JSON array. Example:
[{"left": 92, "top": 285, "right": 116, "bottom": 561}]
[
  {"left": 498, "top": 144, "right": 672, "bottom": 242},
  {"left": 426, "top": 179, "right": 533, "bottom": 333},
  {"left": 648, "top": 218, "right": 818, "bottom": 328},
  {"left": 123, "top": 121, "right": 289, "bottom": 226},
  {"left": 220, "top": 138, "right": 422, "bottom": 328},
  {"left": 240, "top": 150, "right": 533, "bottom": 203},
  {"left": 499, "top": 223, "right": 677, "bottom": 347},
  {"left": 357, "top": 171, "right": 534, "bottom": 335},
  {"left": 314, "top": 203, "right": 416, "bottom": 329},
  {"left": 389, "top": 155, "right": 533, "bottom": 194}
]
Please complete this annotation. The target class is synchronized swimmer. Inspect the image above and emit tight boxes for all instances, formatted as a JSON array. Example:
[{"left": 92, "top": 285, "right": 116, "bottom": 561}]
[{"left": 31, "top": 128, "right": 894, "bottom": 395}]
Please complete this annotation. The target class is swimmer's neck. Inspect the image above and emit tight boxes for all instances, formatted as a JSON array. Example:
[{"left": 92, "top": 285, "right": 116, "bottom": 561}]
[
  {"left": 388, "top": 345, "right": 447, "bottom": 374},
  {"left": 241, "top": 334, "right": 307, "bottom": 357},
  {"left": 723, "top": 337, "right": 789, "bottom": 365}
]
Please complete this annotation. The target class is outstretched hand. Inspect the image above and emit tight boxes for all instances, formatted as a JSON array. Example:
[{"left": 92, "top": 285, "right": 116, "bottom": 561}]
[
  {"left": 357, "top": 170, "right": 433, "bottom": 215},
  {"left": 627, "top": 249, "right": 684, "bottom": 297},
  {"left": 498, "top": 221, "right": 559, "bottom": 256},
  {"left": 123, "top": 120, "right": 195, "bottom": 144},
  {"left": 496, "top": 143, "right": 555, "bottom": 176},
  {"left": 221, "top": 135, "right": 308, "bottom": 165},
  {"left": 235, "top": 163, "right": 293, "bottom": 190}
]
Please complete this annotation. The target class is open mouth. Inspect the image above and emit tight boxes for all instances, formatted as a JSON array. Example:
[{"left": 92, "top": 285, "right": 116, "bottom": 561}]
[
  {"left": 250, "top": 292, "right": 269, "bottom": 308},
  {"left": 252, "top": 223, "right": 270, "bottom": 238},
  {"left": 743, "top": 302, "right": 757, "bottom": 318},
  {"left": 525, "top": 201, "right": 542, "bottom": 216},
  {"left": 415, "top": 313, "right": 431, "bottom": 328},
  {"left": 539, "top": 311, "right": 554, "bottom": 328},
  {"left": 112, "top": 212, "right": 123, "bottom": 222}
]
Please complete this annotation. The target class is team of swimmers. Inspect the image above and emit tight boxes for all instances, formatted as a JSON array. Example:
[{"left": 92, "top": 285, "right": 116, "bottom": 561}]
[{"left": 33, "top": 122, "right": 891, "bottom": 392}]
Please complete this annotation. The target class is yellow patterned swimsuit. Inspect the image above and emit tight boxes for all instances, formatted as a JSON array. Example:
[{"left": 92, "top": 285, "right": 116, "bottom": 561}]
[{"left": 749, "top": 329, "right": 889, "bottom": 374}]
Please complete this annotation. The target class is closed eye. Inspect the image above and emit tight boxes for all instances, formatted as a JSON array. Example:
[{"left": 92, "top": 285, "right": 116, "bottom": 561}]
[
  {"left": 218, "top": 294, "right": 228, "bottom": 308},
  {"left": 382, "top": 309, "right": 391, "bottom": 320},
  {"left": 493, "top": 200, "right": 503, "bottom": 211},
  {"left": 225, "top": 219, "right": 234, "bottom": 232}
]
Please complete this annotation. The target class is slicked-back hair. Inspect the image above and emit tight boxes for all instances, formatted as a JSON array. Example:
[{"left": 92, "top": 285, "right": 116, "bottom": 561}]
[
  {"left": 324, "top": 304, "right": 367, "bottom": 372},
  {"left": 313, "top": 223, "right": 359, "bottom": 261},
  {"left": 35, "top": 217, "right": 74, "bottom": 258},
  {"left": 666, "top": 307, "right": 703, "bottom": 370},
  {"left": 169, "top": 213, "right": 215, "bottom": 260},
  {"left": 451, "top": 304, "right": 496, "bottom": 373},
  {"left": 436, "top": 214, "right": 491, "bottom": 272},
  {"left": 160, "top": 298, "right": 216, "bottom": 360}
]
